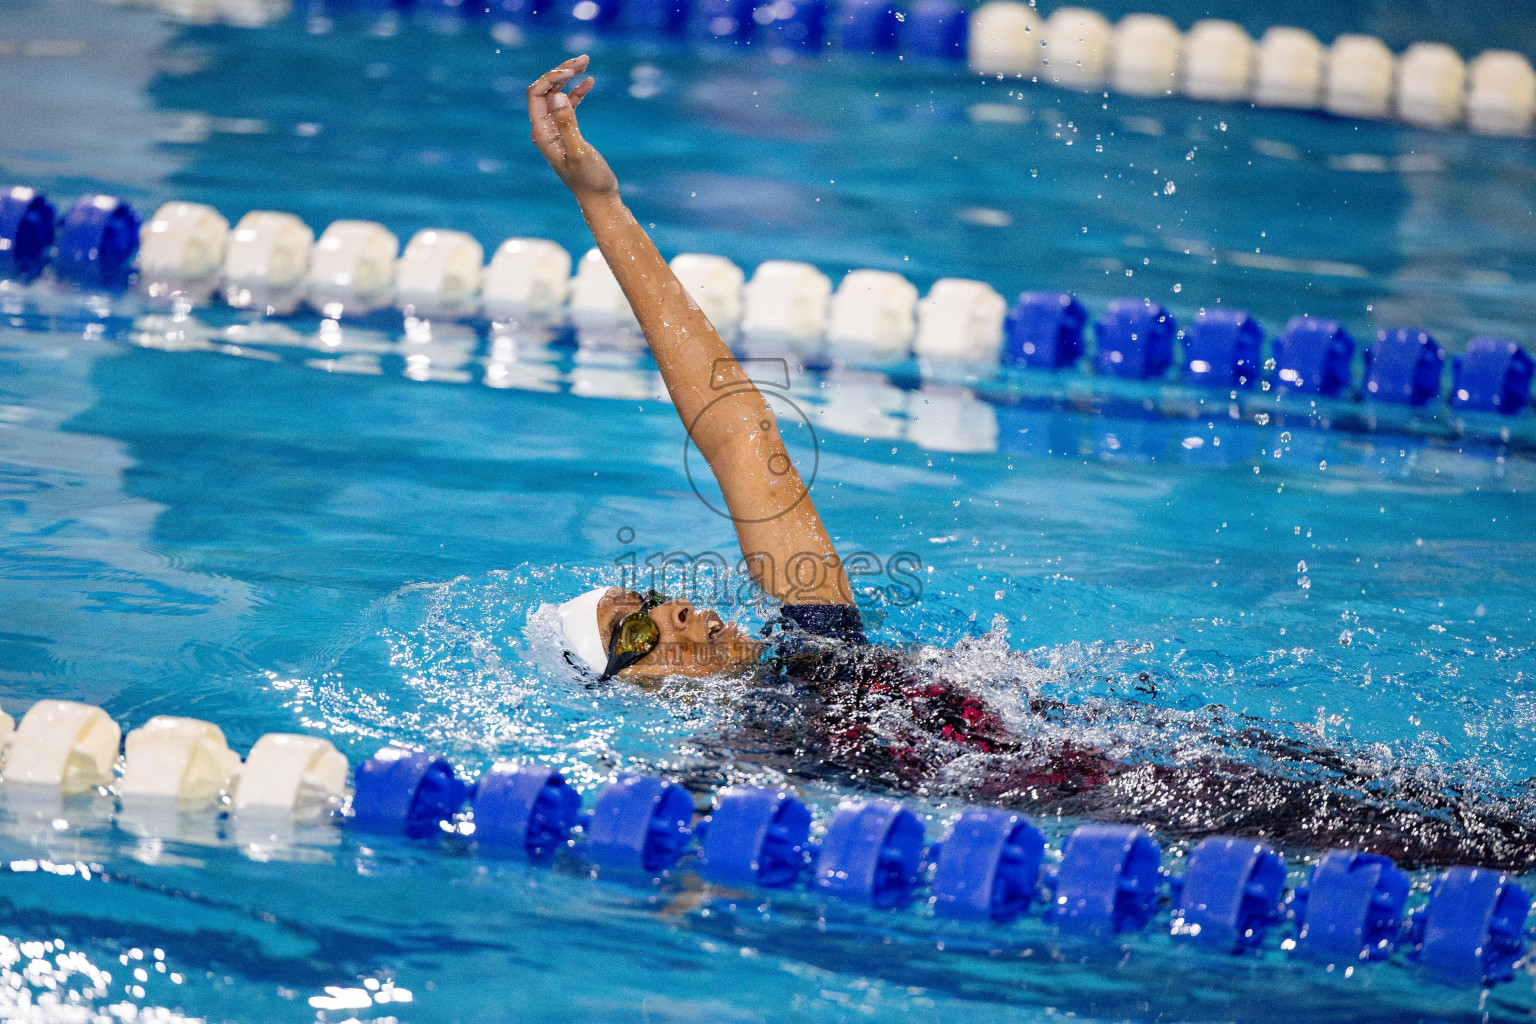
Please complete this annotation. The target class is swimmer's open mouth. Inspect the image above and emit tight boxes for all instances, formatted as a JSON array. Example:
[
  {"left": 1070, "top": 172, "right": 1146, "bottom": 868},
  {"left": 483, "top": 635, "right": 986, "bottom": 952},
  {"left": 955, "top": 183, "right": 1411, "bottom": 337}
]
[{"left": 707, "top": 619, "right": 737, "bottom": 643}]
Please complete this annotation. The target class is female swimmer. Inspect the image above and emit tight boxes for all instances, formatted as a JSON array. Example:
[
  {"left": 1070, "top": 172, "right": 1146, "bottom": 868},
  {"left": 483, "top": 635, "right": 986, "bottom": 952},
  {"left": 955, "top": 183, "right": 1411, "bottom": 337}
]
[
  {"left": 526, "top": 57, "right": 1536, "bottom": 870},
  {"left": 528, "top": 55, "right": 858, "bottom": 682}
]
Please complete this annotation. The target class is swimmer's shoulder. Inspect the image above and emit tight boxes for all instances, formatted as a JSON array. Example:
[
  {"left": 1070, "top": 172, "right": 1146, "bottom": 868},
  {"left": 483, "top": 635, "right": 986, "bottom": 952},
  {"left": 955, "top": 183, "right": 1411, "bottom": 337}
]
[
  {"left": 776, "top": 603, "right": 868, "bottom": 645},
  {"left": 761, "top": 605, "right": 924, "bottom": 687}
]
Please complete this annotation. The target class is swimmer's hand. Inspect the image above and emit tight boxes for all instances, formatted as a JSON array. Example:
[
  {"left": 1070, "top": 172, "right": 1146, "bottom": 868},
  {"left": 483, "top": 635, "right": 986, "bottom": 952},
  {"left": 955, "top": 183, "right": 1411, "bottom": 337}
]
[{"left": 527, "top": 56, "right": 615, "bottom": 200}]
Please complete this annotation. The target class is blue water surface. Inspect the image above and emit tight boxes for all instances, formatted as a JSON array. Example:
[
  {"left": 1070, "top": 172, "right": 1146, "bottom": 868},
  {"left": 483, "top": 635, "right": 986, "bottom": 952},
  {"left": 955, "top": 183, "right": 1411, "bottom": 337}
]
[{"left": 1, "top": 0, "right": 1535, "bottom": 1019}]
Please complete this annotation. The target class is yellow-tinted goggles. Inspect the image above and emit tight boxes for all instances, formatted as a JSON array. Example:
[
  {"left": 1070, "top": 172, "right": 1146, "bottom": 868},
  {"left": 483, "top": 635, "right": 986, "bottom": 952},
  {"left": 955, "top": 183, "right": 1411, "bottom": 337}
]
[{"left": 600, "top": 591, "right": 669, "bottom": 679}]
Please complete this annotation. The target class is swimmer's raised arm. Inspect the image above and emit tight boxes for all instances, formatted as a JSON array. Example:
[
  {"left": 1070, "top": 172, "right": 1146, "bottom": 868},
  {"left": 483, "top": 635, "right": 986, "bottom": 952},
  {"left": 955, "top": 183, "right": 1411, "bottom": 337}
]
[{"left": 529, "top": 57, "right": 852, "bottom": 606}]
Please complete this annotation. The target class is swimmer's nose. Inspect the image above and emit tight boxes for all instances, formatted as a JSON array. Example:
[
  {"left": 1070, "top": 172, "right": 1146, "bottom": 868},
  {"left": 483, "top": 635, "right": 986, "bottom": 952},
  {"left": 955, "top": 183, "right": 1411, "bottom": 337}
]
[{"left": 666, "top": 600, "right": 696, "bottom": 629}]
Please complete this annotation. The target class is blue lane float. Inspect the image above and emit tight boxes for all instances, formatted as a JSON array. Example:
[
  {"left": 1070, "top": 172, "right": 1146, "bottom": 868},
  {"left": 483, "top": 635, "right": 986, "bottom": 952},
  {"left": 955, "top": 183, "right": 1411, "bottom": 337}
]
[
  {"left": 1273, "top": 316, "right": 1355, "bottom": 396},
  {"left": 904, "top": 0, "right": 966, "bottom": 60},
  {"left": 470, "top": 762, "right": 581, "bottom": 861},
  {"left": 1004, "top": 291, "right": 1087, "bottom": 370},
  {"left": 0, "top": 186, "right": 56, "bottom": 284},
  {"left": 351, "top": 747, "right": 468, "bottom": 837},
  {"left": 55, "top": 195, "right": 140, "bottom": 293},
  {"left": 619, "top": 0, "right": 688, "bottom": 32},
  {"left": 1, "top": 708, "right": 1518, "bottom": 991},
  {"left": 812, "top": 797, "right": 924, "bottom": 908},
  {"left": 1451, "top": 336, "right": 1533, "bottom": 415},
  {"left": 1182, "top": 308, "right": 1263, "bottom": 388},
  {"left": 1412, "top": 866, "right": 1531, "bottom": 986},
  {"left": 928, "top": 808, "right": 1045, "bottom": 922},
  {"left": 698, "top": 785, "right": 813, "bottom": 887},
  {"left": 1093, "top": 299, "right": 1176, "bottom": 380},
  {"left": 694, "top": 0, "right": 755, "bottom": 40},
  {"left": 1170, "top": 837, "right": 1287, "bottom": 950},
  {"left": 1049, "top": 823, "right": 1161, "bottom": 934},
  {"left": 836, "top": 0, "right": 903, "bottom": 52},
  {"left": 1366, "top": 327, "right": 1445, "bottom": 406},
  {"left": 759, "top": 0, "right": 828, "bottom": 47},
  {"left": 1294, "top": 850, "right": 1410, "bottom": 964},
  {"left": 586, "top": 773, "right": 695, "bottom": 872}
]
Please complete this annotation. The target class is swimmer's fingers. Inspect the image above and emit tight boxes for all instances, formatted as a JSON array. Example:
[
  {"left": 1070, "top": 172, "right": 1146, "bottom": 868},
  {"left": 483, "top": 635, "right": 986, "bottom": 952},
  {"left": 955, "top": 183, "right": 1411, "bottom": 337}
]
[
  {"left": 549, "top": 90, "right": 588, "bottom": 151},
  {"left": 526, "top": 64, "right": 579, "bottom": 130},
  {"left": 530, "top": 104, "right": 565, "bottom": 162},
  {"left": 526, "top": 55, "right": 589, "bottom": 101},
  {"left": 529, "top": 60, "right": 617, "bottom": 196},
  {"left": 527, "top": 57, "right": 590, "bottom": 160},
  {"left": 530, "top": 114, "right": 565, "bottom": 163}
]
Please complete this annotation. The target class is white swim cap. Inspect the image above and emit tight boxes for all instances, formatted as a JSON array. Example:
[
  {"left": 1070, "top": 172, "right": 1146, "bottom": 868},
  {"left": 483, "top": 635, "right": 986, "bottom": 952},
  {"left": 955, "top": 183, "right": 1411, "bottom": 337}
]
[{"left": 557, "top": 587, "right": 611, "bottom": 675}]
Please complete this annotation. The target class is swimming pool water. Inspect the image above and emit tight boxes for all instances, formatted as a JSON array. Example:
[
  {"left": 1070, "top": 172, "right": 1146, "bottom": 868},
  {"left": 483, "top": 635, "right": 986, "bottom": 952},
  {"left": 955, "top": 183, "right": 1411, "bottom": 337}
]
[{"left": 1, "top": 0, "right": 1536, "bottom": 1019}]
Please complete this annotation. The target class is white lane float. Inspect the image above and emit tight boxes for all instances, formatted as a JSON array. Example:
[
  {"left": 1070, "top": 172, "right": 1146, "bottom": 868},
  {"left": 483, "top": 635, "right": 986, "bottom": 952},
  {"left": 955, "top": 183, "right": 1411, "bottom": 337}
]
[
  {"left": 967, "top": 0, "right": 1044, "bottom": 77},
  {"left": 218, "top": 0, "right": 290, "bottom": 26},
  {"left": 914, "top": 278, "right": 1006, "bottom": 364},
  {"left": 1182, "top": 19, "right": 1253, "bottom": 102},
  {"left": 570, "top": 247, "right": 639, "bottom": 325},
  {"left": 396, "top": 229, "right": 484, "bottom": 319},
  {"left": 1396, "top": 42, "right": 1466, "bottom": 128},
  {"left": 1111, "top": 14, "right": 1182, "bottom": 97},
  {"left": 119, "top": 715, "right": 242, "bottom": 802},
  {"left": 670, "top": 253, "right": 746, "bottom": 340},
  {"left": 1467, "top": 50, "right": 1536, "bottom": 136},
  {"left": 232, "top": 733, "right": 350, "bottom": 813},
  {"left": 1325, "top": 34, "right": 1396, "bottom": 119},
  {"left": 570, "top": 248, "right": 644, "bottom": 349},
  {"left": 3, "top": 701, "right": 121, "bottom": 794},
  {"left": 223, "top": 210, "right": 314, "bottom": 315},
  {"left": 1253, "top": 27, "right": 1326, "bottom": 108},
  {"left": 482, "top": 238, "right": 572, "bottom": 324},
  {"left": 1042, "top": 7, "right": 1113, "bottom": 89},
  {"left": 739, "top": 260, "right": 832, "bottom": 355},
  {"left": 307, "top": 219, "right": 399, "bottom": 317},
  {"left": 138, "top": 201, "right": 230, "bottom": 302},
  {"left": 826, "top": 269, "right": 918, "bottom": 360}
]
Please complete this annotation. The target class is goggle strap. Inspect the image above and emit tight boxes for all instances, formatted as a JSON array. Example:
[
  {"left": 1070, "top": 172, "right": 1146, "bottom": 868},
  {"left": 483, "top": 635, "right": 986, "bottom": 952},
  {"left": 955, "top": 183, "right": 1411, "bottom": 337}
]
[{"left": 600, "top": 616, "right": 655, "bottom": 680}]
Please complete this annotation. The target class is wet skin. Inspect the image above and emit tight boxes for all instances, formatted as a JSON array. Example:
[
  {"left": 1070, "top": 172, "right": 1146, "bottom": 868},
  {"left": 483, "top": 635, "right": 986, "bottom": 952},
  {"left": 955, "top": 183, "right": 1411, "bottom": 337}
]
[
  {"left": 525, "top": 59, "right": 1536, "bottom": 869},
  {"left": 527, "top": 57, "right": 855, "bottom": 608},
  {"left": 596, "top": 588, "right": 762, "bottom": 680}
]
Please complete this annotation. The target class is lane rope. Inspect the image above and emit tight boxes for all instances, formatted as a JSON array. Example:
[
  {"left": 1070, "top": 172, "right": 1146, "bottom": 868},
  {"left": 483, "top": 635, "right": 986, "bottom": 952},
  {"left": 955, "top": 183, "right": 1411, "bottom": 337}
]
[
  {"left": 3, "top": 187, "right": 1532, "bottom": 426},
  {"left": 92, "top": 0, "right": 1536, "bottom": 137},
  {"left": 1, "top": 699, "right": 1530, "bottom": 988}
]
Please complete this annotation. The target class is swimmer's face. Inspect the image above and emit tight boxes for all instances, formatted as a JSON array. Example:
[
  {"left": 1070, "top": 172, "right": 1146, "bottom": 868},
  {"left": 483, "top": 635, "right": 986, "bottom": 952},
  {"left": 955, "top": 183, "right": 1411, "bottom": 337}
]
[{"left": 596, "top": 589, "right": 760, "bottom": 679}]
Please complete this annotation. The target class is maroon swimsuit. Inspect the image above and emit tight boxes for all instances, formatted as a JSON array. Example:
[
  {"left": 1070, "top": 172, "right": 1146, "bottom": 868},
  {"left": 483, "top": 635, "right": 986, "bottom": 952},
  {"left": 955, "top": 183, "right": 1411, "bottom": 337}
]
[{"left": 727, "top": 611, "right": 1536, "bottom": 871}]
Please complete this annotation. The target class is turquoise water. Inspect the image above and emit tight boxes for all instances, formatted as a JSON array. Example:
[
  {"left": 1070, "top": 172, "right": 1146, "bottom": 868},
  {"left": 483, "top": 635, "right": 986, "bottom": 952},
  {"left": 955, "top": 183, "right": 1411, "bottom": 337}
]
[{"left": 2, "top": 0, "right": 1536, "bottom": 1019}]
